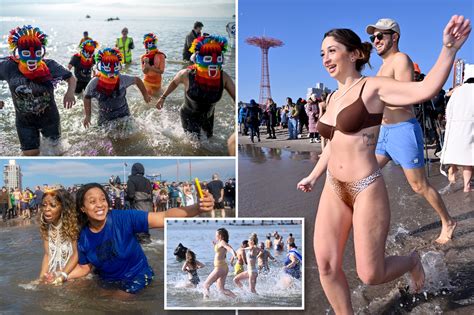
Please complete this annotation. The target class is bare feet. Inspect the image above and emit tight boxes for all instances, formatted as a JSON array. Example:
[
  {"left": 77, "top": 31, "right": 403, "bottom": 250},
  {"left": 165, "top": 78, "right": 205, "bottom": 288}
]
[
  {"left": 463, "top": 182, "right": 471, "bottom": 193},
  {"left": 435, "top": 221, "right": 457, "bottom": 244},
  {"left": 409, "top": 251, "right": 425, "bottom": 293}
]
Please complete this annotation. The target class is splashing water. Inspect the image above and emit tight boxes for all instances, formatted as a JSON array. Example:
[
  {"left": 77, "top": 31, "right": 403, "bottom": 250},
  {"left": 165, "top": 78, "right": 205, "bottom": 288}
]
[{"left": 0, "top": 17, "right": 235, "bottom": 156}]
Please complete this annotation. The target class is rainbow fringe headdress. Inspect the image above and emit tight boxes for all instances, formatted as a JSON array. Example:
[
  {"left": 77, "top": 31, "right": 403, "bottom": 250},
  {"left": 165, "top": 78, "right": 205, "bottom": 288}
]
[
  {"left": 95, "top": 48, "right": 123, "bottom": 96},
  {"left": 143, "top": 33, "right": 158, "bottom": 48},
  {"left": 95, "top": 47, "right": 123, "bottom": 66},
  {"left": 8, "top": 25, "right": 48, "bottom": 51},
  {"left": 188, "top": 35, "right": 228, "bottom": 90},
  {"left": 189, "top": 35, "right": 228, "bottom": 56},
  {"left": 78, "top": 39, "right": 99, "bottom": 67},
  {"left": 80, "top": 39, "right": 99, "bottom": 52}
]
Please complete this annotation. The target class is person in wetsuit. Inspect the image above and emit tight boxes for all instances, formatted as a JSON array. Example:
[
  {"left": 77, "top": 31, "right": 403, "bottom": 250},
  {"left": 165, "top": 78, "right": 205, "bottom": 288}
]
[{"left": 156, "top": 35, "right": 235, "bottom": 139}]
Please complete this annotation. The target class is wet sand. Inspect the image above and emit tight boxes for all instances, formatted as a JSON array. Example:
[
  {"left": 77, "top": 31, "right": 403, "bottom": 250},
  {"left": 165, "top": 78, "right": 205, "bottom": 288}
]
[{"left": 238, "top": 138, "right": 474, "bottom": 314}]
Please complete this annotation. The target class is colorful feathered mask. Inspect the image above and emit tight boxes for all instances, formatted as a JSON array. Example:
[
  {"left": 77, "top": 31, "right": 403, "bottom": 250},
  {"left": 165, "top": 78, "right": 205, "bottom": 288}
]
[
  {"left": 80, "top": 39, "right": 99, "bottom": 59},
  {"left": 8, "top": 25, "right": 52, "bottom": 82},
  {"left": 143, "top": 33, "right": 157, "bottom": 52},
  {"left": 189, "top": 35, "right": 228, "bottom": 78},
  {"left": 95, "top": 48, "right": 122, "bottom": 96}
]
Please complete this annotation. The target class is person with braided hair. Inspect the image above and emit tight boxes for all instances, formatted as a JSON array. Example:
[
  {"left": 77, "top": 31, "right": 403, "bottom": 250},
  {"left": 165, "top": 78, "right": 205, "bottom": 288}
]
[{"left": 156, "top": 35, "right": 235, "bottom": 139}]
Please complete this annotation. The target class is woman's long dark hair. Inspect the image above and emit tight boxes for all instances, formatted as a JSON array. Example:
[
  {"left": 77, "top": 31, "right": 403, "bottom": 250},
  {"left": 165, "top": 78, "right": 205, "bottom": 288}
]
[
  {"left": 75, "top": 183, "right": 111, "bottom": 227},
  {"left": 217, "top": 228, "right": 229, "bottom": 243}
]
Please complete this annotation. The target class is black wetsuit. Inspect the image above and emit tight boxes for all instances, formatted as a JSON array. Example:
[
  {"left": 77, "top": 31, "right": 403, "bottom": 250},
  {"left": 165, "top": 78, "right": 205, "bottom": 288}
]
[{"left": 180, "top": 70, "right": 224, "bottom": 138}]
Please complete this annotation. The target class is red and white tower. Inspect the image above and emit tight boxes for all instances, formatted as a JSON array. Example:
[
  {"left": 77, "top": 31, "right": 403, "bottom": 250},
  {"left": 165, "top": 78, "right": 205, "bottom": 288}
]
[{"left": 246, "top": 36, "right": 284, "bottom": 105}]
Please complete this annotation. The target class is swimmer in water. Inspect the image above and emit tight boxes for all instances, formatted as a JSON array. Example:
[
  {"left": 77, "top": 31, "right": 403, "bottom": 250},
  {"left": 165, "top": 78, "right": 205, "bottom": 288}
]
[
  {"left": 202, "top": 228, "right": 237, "bottom": 298},
  {"left": 141, "top": 33, "right": 166, "bottom": 97},
  {"left": 182, "top": 249, "right": 205, "bottom": 288},
  {"left": 230, "top": 240, "right": 248, "bottom": 276},
  {"left": 82, "top": 48, "right": 151, "bottom": 129},
  {"left": 257, "top": 242, "right": 276, "bottom": 273},
  {"left": 0, "top": 25, "right": 76, "bottom": 156},
  {"left": 68, "top": 183, "right": 214, "bottom": 296},
  {"left": 156, "top": 35, "right": 235, "bottom": 139},
  {"left": 38, "top": 189, "right": 79, "bottom": 285},
  {"left": 233, "top": 233, "right": 261, "bottom": 294}
]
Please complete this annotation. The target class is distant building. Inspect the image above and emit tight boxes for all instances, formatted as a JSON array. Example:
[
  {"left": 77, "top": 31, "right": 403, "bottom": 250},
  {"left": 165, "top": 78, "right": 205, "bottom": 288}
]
[
  {"left": 3, "top": 160, "right": 22, "bottom": 191},
  {"left": 306, "top": 82, "right": 332, "bottom": 100}
]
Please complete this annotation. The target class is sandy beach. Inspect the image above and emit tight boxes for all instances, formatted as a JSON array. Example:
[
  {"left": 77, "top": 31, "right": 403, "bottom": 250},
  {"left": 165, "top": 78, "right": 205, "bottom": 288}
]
[{"left": 238, "top": 128, "right": 474, "bottom": 314}]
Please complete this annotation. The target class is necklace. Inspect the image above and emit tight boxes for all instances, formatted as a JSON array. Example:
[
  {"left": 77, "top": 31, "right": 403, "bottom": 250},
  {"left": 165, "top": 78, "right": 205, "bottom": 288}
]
[{"left": 333, "top": 76, "right": 365, "bottom": 102}]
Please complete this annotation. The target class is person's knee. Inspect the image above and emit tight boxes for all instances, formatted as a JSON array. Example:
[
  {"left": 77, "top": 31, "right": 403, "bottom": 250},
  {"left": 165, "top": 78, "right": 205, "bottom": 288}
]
[
  {"left": 357, "top": 265, "right": 384, "bottom": 285},
  {"left": 316, "top": 254, "right": 339, "bottom": 278},
  {"left": 408, "top": 177, "right": 429, "bottom": 194}
]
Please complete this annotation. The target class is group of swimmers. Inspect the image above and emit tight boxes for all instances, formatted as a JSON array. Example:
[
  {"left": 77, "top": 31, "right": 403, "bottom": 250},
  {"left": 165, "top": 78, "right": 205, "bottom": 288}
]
[
  {"left": 178, "top": 228, "right": 302, "bottom": 298},
  {"left": 0, "top": 24, "right": 235, "bottom": 155},
  {"left": 37, "top": 183, "right": 214, "bottom": 296}
]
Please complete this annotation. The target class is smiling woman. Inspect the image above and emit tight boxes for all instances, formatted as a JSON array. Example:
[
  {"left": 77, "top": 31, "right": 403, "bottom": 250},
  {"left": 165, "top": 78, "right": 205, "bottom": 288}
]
[{"left": 67, "top": 182, "right": 214, "bottom": 295}]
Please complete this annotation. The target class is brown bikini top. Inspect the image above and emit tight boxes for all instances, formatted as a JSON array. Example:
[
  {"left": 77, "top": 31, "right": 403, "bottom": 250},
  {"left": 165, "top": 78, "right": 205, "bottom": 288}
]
[{"left": 317, "top": 79, "right": 383, "bottom": 140}]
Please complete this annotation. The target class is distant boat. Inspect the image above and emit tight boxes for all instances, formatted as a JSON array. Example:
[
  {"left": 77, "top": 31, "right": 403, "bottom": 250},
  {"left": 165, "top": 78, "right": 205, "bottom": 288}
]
[
  {"left": 106, "top": 17, "right": 120, "bottom": 22},
  {"left": 86, "top": 15, "right": 91, "bottom": 18}
]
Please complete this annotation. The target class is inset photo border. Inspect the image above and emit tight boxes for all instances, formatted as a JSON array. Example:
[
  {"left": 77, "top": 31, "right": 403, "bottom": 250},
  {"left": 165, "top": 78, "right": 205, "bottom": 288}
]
[{"left": 164, "top": 217, "right": 304, "bottom": 310}]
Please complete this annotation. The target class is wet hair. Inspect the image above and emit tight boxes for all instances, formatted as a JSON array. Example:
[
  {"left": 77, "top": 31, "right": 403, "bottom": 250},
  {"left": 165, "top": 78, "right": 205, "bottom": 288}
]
[
  {"left": 289, "top": 242, "right": 297, "bottom": 249},
  {"left": 289, "top": 233, "right": 293, "bottom": 237},
  {"left": 249, "top": 233, "right": 258, "bottom": 245},
  {"left": 241, "top": 240, "right": 249, "bottom": 247},
  {"left": 75, "top": 183, "right": 111, "bottom": 228},
  {"left": 194, "top": 21, "right": 204, "bottom": 29},
  {"left": 266, "top": 235, "right": 271, "bottom": 240},
  {"left": 186, "top": 249, "right": 197, "bottom": 269},
  {"left": 40, "top": 189, "right": 79, "bottom": 242},
  {"left": 217, "top": 228, "right": 229, "bottom": 243},
  {"left": 324, "top": 28, "right": 372, "bottom": 72}
]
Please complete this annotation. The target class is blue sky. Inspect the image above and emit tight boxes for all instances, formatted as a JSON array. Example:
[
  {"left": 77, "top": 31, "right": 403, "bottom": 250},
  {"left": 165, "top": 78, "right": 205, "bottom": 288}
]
[
  {"left": 1, "top": 159, "right": 235, "bottom": 188},
  {"left": 0, "top": 0, "right": 235, "bottom": 18},
  {"left": 238, "top": 0, "right": 473, "bottom": 106}
]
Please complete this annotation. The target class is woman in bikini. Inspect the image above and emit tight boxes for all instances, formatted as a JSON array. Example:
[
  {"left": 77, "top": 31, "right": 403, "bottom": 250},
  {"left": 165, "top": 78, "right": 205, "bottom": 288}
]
[
  {"left": 234, "top": 233, "right": 261, "bottom": 293},
  {"left": 297, "top": 15, "right": 470, "bottom": 314},
  {"left": 203, "top": 228, "right": 237, "bottom": 298}
]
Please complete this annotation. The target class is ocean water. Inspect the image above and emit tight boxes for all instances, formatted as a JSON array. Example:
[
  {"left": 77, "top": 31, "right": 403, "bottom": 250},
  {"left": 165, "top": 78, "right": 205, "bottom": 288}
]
[
  {"left": 0, "top": 217, "right": 166, "bottom": 313},
  {"left": 0, "top": 16, "right": 236, "bottom": 156},
  {"left": 166, "top": 219, "right": 303, "bottom": 309}
]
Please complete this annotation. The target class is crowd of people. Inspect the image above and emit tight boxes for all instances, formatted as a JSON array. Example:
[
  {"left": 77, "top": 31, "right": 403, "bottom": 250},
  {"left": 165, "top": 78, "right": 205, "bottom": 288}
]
[
  {"left": 1, "top": 165, "right": 235, "bottom": 224},
  {"left": 0, "top": 162, "right": 240, "bottom": 296},
  {"left": 239, "top": 73, "right": 465, "bottom": 150},
  {"left": 177, "top": 228, "right": 302, "bottom": 298},
  {"left": 0, "top": 21, "right": 235, "bottom": 155}
]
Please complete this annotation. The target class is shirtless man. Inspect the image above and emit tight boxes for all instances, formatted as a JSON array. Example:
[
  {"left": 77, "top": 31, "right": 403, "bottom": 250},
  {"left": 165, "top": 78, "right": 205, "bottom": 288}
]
[
  {"left": 366, "top": 18, "right": 456, "bottom": 244},
  {"left": 230, "top": 240, "right": 248, "bottom": 276}
]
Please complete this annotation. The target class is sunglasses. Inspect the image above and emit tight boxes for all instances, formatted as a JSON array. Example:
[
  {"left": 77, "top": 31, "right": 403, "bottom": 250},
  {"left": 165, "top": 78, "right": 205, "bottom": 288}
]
[{"left": 370, "top": 31, "right": 394, "bottom": 43}]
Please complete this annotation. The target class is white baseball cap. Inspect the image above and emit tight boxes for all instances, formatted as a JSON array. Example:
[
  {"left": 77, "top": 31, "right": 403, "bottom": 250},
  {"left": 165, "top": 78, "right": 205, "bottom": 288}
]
[{"left": 366, "top": 18, "right": 401, "bottom": 35}]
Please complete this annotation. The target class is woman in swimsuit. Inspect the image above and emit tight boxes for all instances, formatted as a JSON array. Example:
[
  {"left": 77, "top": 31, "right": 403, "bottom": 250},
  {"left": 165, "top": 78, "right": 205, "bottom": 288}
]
[
  {"left": 181, "top": 249, "right": 204, "bottom": 287},
  {"left": 297, "top": 16, "right": 470, "bottom": 314},
  {"left": 203, "top": 228, "right": 237, "bottom": 298},
  {"left": 234, "top": 233, "right": 261, "bottom": 293}
]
